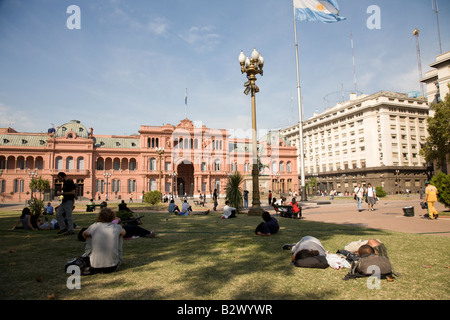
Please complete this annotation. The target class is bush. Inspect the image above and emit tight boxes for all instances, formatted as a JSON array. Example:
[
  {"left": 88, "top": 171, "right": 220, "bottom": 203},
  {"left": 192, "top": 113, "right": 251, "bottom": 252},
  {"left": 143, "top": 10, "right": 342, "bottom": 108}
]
[
  {"left": 225, "top": 172, "right": 244, "bottom": 214},
  {"left": 375, "top": 186, "right": 387, "bottom": 198},
  {"left": 144, "top": 190, "right": 162, "bottom": 205},
  {"left": 431, "top": 171, "right": 450, "bottom": 208}
]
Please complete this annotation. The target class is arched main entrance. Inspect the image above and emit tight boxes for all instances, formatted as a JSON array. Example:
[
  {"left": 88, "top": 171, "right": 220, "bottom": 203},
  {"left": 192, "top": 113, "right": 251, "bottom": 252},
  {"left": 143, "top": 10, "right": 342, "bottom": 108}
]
[{"left": 176, "top": 161, "right": 194, "bottom": 197}]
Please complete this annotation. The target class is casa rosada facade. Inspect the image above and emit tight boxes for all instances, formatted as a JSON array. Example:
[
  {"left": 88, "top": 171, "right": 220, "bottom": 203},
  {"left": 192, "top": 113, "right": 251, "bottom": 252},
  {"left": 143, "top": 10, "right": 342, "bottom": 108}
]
[{"left": 0, "top": 118, "right": 298, "bottom": 202}]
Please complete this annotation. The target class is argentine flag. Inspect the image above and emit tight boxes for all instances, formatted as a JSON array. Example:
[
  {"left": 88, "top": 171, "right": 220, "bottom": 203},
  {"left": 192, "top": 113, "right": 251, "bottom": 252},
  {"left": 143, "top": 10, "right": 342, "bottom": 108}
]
[{"left": 294, "top": 0, "right": 346, "bottom": 23}]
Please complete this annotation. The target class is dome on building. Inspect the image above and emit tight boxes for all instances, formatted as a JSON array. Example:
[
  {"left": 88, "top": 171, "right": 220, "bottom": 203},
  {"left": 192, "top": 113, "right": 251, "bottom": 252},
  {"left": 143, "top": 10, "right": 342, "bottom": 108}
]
[{"left": 55, "top": 120, "right": 89, "bottom": 139}]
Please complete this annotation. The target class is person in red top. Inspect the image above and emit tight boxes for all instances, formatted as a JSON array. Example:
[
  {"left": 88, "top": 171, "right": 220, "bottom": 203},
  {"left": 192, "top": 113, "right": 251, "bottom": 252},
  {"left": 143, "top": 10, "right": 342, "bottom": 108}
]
[{"left": 290, "top": 198, "right": 302, "bottom": 219}]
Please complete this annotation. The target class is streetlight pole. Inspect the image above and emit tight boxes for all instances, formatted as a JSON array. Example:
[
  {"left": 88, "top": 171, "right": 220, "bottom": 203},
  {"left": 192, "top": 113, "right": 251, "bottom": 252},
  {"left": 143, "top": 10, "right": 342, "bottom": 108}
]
[
  {"left": 28, "top": 170, "right": 38, "bottom": 201},
  {"left": 169, "top": 171, "right": 177, "bottom": 198},
  {"left": 104, "top": 171, "right": 112, "bottom": 201},
  {"left": 239, "top": 48, "right": 264, "bottom": 216},
  {"left": 156, "top": 147, "right": 165, "bottom": 192}
]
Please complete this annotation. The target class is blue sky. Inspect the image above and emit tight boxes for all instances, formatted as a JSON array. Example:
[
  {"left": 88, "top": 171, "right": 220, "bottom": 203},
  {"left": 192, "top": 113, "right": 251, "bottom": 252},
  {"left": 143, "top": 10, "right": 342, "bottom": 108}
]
[{"left": 0, "top": 0, "right": 449, "bottom": 137}]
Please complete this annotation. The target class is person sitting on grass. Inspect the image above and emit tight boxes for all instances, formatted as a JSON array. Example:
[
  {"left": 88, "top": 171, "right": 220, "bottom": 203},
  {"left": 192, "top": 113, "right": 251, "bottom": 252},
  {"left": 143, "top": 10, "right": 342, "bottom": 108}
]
[
  {"left": 168, "top": 199, "right": 181, "bottom": 215},
  {"left": 180, "top": 199, "right": 192, "bottom": 216},
  {"left": 179, "top": 199, "right": 210, "bottom": 216},
  {"left": 222, "top": 200, "right": 236, "bottom": 219},
  {"left": 81, "top": 208, "right": 126, "bottom": 275},
  {"left": 255, "top": 211, "right": 279, "bottom": 236},
  {"left": 118, "top": 200, "right": 133, "bottom": 213},
  {"left": 10, "top": 207, "right": 35, "bottom": 230}
]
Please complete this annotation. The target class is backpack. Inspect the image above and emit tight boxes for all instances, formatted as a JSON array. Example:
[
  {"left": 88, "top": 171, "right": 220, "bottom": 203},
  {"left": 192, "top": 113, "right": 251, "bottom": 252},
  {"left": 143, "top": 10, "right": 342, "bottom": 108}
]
[
  {"left": 65, "top": 254, "right": 91, "bottom": 275},
  {"left": 343, "top": 243, "right": 401, "bottom": 281},
  {"left": 343, "top": 254, "right": 393, "bottom": 280}
]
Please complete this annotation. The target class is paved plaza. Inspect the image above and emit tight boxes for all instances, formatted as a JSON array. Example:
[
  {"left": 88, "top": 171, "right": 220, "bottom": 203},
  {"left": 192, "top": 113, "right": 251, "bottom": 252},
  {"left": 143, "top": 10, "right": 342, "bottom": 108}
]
[{"left": 265, "top": 196, "right": 450, "bottom": 237}]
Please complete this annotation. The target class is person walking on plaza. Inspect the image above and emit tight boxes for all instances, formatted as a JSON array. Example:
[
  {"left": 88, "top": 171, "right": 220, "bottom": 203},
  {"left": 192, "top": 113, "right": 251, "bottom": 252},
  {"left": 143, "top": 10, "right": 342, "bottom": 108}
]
[
  {"left": 354, "top": 183, "right": 364, "bottom": 212},
  {"left": 56, "top": 172, "right": 77, "bottom": 235},
  {"left": 243, "top": 190, "right": 249, "bottom": 209},
  {"left": 423, "top": 181, "right": 439, "bottom": 220},
  {"left": 365, "top": 183, "right": 376, "bottom": 211},
  {"left": 213, "top": 189, "right": 218, "bottom": 211}
]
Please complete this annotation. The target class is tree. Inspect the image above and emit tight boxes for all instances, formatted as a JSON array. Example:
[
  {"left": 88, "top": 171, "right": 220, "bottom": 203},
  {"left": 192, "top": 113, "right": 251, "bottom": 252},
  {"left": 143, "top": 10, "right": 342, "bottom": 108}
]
[
  {"left": 308, "top": 177, "right": 318, "bottom": 195},
  {"left": 431, "top": 171, "right": 450, "bottom": 208},
  {"left": 225, "top": 171, "right": 244, "bottom": 214},
  {"left": 420, "top": 86, "right": 450, "bottom": 174},
  {"left": 29, "top": 177, "right": 50, "bottom": 200}
]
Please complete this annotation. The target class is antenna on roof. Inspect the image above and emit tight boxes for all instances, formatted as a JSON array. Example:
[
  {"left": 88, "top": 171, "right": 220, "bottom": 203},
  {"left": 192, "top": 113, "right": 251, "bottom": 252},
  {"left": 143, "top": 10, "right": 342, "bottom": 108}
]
[{"left": 432, "top": 0, "right": 443, "bottom": 54}]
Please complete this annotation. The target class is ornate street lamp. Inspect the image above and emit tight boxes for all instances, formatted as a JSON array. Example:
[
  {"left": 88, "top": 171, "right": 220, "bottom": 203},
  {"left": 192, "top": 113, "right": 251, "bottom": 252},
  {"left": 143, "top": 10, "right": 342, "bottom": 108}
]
[
  {"left": 103, "top": 171, "right": 112, "bottom": 200},
  {"left": 239, "top": 48, "right": 264, "bottom": 216}
]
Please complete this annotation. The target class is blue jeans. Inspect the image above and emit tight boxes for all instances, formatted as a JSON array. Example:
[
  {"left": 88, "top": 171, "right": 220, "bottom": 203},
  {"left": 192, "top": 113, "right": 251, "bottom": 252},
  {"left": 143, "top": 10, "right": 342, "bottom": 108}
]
[
  {"left": 244, "top": 199, "right": 248, "bottom": 209},
  {"left": 357, "top": 197, "right": 362, "bottom": 211}
]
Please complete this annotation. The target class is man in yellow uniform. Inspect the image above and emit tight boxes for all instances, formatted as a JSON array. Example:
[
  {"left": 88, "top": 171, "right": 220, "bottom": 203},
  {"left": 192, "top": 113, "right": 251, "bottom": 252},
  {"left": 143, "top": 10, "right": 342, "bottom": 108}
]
[{"left": 423, "top": 181, "right": 439, "bottom": 220}]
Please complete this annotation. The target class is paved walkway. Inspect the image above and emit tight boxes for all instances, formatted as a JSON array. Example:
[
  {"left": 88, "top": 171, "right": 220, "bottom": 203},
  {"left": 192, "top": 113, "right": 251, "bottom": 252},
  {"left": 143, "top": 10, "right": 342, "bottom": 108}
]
[{"left": 264, "top": 196, "right": 450, "bottom": 237}]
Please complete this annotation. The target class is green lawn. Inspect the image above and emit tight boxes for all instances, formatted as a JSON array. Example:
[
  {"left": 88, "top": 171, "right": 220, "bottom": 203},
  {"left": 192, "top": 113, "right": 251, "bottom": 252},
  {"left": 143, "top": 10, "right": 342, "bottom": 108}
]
[{"left": 1, "top": 207, "right": 449, "bottom": 300}]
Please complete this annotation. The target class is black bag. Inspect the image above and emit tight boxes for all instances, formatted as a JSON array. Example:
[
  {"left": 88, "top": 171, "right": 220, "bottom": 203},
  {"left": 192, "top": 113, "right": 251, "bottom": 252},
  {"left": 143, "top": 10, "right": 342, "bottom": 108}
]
[
  {"left": 65, "top": 255, "right": 91, "bottom": 275},
  {"left": 336, "top": 249, "right": 360, "bottom": 263},
  {"left": 420, "top": 202, "right": 428, "bottom": 209}
]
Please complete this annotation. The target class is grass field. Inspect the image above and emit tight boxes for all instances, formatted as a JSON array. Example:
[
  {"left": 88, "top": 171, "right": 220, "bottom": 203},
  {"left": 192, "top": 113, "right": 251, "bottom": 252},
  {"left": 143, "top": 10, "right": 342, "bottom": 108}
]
[{"left": 1, "top": 204, "right": 449, "bottom": 300}]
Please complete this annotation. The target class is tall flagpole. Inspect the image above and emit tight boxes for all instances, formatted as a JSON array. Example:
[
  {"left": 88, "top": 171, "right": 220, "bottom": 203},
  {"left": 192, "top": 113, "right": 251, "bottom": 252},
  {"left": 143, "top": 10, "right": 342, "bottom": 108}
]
[
  {"left": 433, "top": 0, "right": 443, "bottom": 54},
  {"left": 185, "top": 88, "right": 188, "bottom": 119},
  {"left": 293, "top": 3, "right": 307, "bottom": 202}
]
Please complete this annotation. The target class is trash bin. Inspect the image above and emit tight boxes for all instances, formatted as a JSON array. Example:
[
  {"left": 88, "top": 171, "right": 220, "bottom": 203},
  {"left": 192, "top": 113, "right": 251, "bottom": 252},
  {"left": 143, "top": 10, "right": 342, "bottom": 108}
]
[{"left": 403, "top": 206, "right": 415, "bottom": 217}]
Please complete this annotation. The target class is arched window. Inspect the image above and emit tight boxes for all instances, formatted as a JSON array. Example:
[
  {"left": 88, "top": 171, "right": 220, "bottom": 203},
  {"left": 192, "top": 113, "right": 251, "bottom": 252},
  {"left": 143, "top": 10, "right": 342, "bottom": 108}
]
[
  {"left": 279, "top": 162, "right": 284, "bottom": 172},
  {"left": 129, "top": 159, "right": 137, "bottom": 171},
  {"left": 214, "top": 159, "right": 221, "bottom": 171},
  {"left": 96, "top": 158, "right": 104, "bottom": 170},
  {"left": 55, "top": 157, "right": 63, "bottom": 170},
  {"left": 287, "top": 161, "right": 292, "bottom": 173},
  {"left": 66, "top": 157, "right": 74, "bottom": 170},
  {"left": 77, "top": 157, "right": 84, "bottom": 170},
  {"left": 150, "top": 158, "right": 157, "bottom": 171}
]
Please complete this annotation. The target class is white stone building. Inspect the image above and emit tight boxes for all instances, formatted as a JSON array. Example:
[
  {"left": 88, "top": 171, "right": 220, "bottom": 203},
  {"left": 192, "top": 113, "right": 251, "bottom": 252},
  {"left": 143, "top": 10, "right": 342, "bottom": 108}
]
[{"left": 280, "top": 91, "right": 430, "bottom": 195}]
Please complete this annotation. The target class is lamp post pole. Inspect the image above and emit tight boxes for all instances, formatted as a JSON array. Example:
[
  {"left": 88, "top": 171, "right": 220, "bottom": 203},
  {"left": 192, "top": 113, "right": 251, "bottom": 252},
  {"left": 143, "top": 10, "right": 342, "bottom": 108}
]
[
  {"left": 239, "top": 48, "right": 264, "bottom": 216},
  {"left": 104, "top": 171, "right": 112, "bottom": 201},
  {"left": 156, "top": 147, "right": 165, "bottom": 192}
]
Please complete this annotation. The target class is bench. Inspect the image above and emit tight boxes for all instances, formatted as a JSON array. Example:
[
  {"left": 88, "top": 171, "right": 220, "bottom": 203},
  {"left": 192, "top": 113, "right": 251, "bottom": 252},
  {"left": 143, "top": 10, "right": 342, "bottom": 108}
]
[
  {"left": 273, "top": 204, "right": 302, "bottom": 219},
  {"left": 194, "top": 200, "right": 205, "bottom": 206}
]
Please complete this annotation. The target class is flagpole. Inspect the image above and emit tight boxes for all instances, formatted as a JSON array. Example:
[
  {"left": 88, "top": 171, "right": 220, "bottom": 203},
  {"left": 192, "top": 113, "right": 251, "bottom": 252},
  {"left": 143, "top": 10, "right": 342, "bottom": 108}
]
[
  {"left": 293, "top": 2, "right": 307, "bottom": 202},
  {"left": 185, "top": 88, "right": 188, "bottom": 119}
]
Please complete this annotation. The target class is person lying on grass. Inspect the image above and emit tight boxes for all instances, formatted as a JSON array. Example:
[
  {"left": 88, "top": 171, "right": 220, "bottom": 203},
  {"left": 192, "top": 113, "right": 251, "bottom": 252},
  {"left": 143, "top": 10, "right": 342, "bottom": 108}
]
[{"left": 255, "top": 211, "right": 279, "bottom": 236}]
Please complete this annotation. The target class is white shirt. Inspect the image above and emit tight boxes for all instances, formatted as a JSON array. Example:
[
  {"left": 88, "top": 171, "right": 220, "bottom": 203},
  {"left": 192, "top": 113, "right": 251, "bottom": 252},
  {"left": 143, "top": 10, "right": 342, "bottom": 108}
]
[
  {"left": 222, "top": 205, "right": 235, "bottom": 219},
  {"left": 367, "top": 187, "right": 375, "bottom": 197},
  {"left": 86, "top": 222, "right": 124, "bottom": 268},
  {"left": 354, "top": 186, "right": 364, "bottom": 199}
]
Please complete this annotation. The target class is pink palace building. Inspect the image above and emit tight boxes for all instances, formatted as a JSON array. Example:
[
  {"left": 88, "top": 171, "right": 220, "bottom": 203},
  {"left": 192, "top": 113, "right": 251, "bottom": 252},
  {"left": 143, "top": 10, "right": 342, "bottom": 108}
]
[{"left": 0, "top": 119, "right": 298, "bottom": 202}]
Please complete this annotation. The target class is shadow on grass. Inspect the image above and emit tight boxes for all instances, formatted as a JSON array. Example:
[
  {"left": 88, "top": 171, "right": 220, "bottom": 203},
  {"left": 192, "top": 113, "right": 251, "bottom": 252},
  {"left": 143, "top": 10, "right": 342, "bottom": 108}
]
[{"left": 0, "top": 210, "right": 388, "bottom": 300}]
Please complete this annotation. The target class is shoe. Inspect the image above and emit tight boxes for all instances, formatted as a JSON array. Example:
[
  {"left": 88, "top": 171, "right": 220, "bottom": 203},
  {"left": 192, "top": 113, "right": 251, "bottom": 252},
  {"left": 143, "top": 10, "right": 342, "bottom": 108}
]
[
  {"left": 64, "top": 231, "right": 74, "bottom": 235},
  {"left": 57, "top": 228, "right": 68, "bottom": 235}
]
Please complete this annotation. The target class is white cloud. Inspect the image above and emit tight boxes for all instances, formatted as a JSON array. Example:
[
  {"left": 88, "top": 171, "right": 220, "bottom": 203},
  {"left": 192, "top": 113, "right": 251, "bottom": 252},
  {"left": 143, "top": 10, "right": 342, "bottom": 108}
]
[
  {"left": 178, "top": 26, "right": 220, "bottom": 52},
  {"left": 0, "top": 103, "right": 40, "bottom": 132},
  {"left": 147, "top": 17, "right": 170, "bottom": 36}
]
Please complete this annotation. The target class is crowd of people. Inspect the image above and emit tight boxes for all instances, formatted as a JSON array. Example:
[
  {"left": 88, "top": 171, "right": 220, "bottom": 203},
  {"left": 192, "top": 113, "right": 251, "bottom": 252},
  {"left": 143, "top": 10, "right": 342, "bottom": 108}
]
[{"left": 9, "top": 171, "right": 441, "bottom": 277}]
